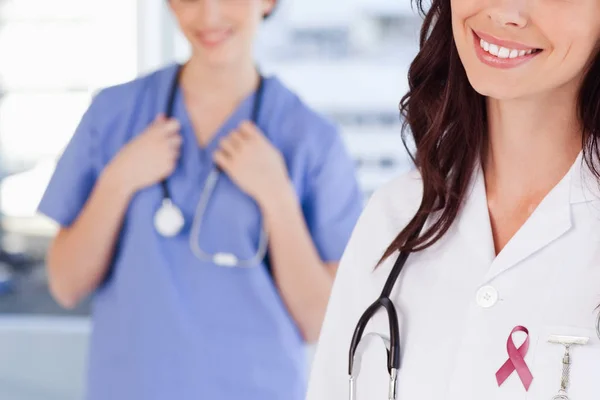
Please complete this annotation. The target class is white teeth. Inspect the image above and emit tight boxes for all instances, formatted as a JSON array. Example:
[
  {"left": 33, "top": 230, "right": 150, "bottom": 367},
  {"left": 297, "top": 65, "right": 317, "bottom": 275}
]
[
  {"left": 489, "top": 44, "right": 499, "bottom": 56},
  {"left": 479, "top": 37, "right": 537, "bottom": 59},
  {"left": 498, "top": 47, "right": 510, "bottom": 58},
  {"left": 480, "top": 39, "right": 490, "bottom": 51}
]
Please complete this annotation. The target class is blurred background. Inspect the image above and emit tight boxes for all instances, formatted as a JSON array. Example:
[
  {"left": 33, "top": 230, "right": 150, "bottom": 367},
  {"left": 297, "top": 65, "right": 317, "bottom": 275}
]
[{"left": 0, "top": 0, "right": 421, "bottom": 398}]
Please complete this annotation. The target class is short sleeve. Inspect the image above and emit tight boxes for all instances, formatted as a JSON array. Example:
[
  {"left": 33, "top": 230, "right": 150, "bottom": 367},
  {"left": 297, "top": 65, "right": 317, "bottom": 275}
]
[
  {"left": 303, "top": 130, "right": 364, "bottom": 262},
  {"left": 37, "top": 94, "right": 104, "bottom": 227}
]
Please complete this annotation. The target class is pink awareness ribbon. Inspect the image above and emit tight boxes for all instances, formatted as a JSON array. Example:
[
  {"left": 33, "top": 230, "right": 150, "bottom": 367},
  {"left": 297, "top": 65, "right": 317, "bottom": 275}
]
[{"left": 496, "top": 325, "right": 534, "bottom": 391}]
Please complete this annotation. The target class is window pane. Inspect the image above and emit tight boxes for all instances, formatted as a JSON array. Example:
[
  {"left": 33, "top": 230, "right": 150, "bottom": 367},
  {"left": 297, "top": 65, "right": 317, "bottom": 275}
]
[
  {"left": 0, "top": 91, "right": 91, "bottom": 169},
  {"left": 0, "top": 0, "right": 138, "bottom": 90},
  {"left": 0, "top": 0, "right": 93, "bottom": 20},
  {"left": 0, "top": 21, "right": 95, "bottom": 90}
]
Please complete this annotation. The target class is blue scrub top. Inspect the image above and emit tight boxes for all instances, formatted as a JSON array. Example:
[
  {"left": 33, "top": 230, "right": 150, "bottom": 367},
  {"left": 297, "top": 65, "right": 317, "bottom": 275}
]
[{"left": 38, "top": 63, "right": 363, "bottom": 400}]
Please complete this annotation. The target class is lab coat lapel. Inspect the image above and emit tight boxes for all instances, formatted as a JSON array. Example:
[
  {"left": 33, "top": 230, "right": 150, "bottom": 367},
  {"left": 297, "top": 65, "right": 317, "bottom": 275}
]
[
  {"left": 484, "top": 159, "right": 576, "bottom": 282},
  {"left": 457, "top": 165, "right": 496, "bottom": 265}
]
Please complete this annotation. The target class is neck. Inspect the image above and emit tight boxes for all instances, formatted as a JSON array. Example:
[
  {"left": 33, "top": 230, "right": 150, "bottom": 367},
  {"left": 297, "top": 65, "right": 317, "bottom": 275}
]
[
  {"left": 179, "top": 54, "right": 259, "bottom": 103},
  {"left": 483, "top": 86, "right": 583, "bottom": 199}
]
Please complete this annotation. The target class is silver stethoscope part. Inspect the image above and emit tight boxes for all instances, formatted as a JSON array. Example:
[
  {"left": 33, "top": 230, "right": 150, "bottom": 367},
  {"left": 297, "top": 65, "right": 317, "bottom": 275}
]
[
  {"left": 154, "top": 198, "right": 185, "bottom": 237},
  {"left": 596, "top": 309, "right": 600, "bottom": 341},
  {"left": 188, "top": 168, "right": 268, "bottom": 267},
  {"left": 349, "top": 332, "right": 398, "bottom": 400}
]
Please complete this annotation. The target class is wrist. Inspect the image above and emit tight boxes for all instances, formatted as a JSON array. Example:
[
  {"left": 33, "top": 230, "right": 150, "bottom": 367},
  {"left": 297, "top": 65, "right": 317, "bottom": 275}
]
[
  {"left": 100, "top": 161, "right": 137, "bottom": 199},
  {"left": 258, "top": 180, "right": 297, "bottom": 216}
]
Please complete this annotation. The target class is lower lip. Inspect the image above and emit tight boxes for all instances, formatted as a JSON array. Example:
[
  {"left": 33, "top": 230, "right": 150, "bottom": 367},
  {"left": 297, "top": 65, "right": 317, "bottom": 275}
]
[
  {"left": 195, "top": 31, "right": 231, "bottom": 48},
  {"left": 472, "top": 31, "right": 540, "bottom": 69}
]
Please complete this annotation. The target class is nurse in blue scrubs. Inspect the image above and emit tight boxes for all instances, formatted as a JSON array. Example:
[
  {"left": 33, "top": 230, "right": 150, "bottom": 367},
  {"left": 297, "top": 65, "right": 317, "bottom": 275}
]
[{"left": 37, "top": 1, "right": 363, "bottom": 399}]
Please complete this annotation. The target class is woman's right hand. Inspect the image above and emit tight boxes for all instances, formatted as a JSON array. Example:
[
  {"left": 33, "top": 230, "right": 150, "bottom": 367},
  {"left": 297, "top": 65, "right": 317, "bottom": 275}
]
[{"left": 107, "top": 114, "right": 183, "bottom": 193}]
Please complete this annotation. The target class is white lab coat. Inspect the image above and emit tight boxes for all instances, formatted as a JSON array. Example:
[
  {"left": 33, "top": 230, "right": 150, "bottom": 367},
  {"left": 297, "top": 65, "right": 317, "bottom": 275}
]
[{"left": 306, "top": 153, "right": 600, "bottom": 400}]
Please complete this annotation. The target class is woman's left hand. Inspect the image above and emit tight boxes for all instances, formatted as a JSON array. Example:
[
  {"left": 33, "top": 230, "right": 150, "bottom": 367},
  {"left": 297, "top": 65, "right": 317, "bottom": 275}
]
[{"left": 213, "top": 121, "right": 291, "bottom": 206}]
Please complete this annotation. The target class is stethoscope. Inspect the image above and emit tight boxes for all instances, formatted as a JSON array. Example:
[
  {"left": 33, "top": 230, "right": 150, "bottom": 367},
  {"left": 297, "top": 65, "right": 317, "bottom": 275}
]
[
  {"left": 348, "top": 221, "right": 423, "bottom": 400},
  {"left": 153, "top": 64, "right": 269, "bottom": 267},
  {"left": 347, "top": 218, "right": 600, "bottom": 400},
  {"left": 596, "top": 308, "right": 600, "bottom": 343}
]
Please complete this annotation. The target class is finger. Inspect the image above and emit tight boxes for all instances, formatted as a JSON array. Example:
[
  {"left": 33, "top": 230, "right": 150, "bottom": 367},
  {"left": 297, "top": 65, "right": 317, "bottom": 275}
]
[
  {"left": 238, "top": 121, "right": 261, "bottom": 139},
  {"left": 219, "top": 137, "right": 238, "bottom": 158},
  {"left": 162, "top": 118, "right": 181, "bottom": 134},
  {"left": 152, "top": 114, "right": 170, "bottom": 132},
  {"left": 171, "top": 147, "right": 182, "bottom": 162},
  {"left": 153, "top": 114, "right": 179, "bottom": 128},
  {"left": 168, "top": 146, "right": 181, "bottom": 162},
  {"left": 213, "top": 150, "right": 232, "bottom": 172},
  {"left": 168, "top": 134, "right": 183, "bottom": 150},
  {"left": 228, "top": 130, "right": 245, "bottom": 150},
  {"left": 152, "top": 117, "right": 180, "bottom": 135}
]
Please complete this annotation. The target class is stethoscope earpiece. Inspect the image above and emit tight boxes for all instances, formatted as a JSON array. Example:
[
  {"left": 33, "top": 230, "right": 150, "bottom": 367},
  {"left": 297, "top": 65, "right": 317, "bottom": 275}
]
[{"left": 154, "top": 198, "right": 185, "bottom": 237}]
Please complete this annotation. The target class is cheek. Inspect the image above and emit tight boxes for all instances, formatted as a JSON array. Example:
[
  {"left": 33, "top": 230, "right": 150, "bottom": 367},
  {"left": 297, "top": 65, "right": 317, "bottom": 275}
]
[
  {"left": 545, "top": 26, "right": 600, "bottom": 79},
  {"left": 226, "top": 2, "right": 262, "bottom": 26},
  {"left": 450, "top": 1, "right": 482, "bottom": 49},
  {"left": 539, "top": 7, "right": 600, "bottom": 61},
  {"left": 172, "top": 10, "right": 200, "bottom": 35},
  {"left": 575, "top": 26, "right": 600, "bottom": 66},
  {"left": 450, "top": 0, "right": 480, "bottom": 24},
  {"left": 180, "top": 17, "right": 198, "bottom": 32}
]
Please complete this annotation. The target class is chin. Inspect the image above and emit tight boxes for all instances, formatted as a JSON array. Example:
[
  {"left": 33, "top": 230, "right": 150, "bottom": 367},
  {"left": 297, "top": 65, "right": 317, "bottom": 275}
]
[
  {"left": 471, "top": 83, "right": 522, "bottom": 100},
  {"left": 192, "top": 46, "right": 240, "bottom": 69},
  {"left": 464, "top": 70, "right": 531, "bottom": 100}
]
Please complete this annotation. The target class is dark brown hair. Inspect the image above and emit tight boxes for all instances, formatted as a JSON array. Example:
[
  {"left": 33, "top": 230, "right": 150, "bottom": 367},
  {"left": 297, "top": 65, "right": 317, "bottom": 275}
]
[
  {"left": 263, "top": 0, "right": 278, "bottom": 19},
  {"left": 380, "top": 0, "right": 600, "bottom": 262}
]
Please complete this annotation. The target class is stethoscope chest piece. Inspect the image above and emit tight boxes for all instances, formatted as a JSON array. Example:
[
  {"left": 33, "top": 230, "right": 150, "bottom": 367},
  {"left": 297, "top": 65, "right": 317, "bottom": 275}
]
[{"left": 154, "top": 198, "right": 185, "bottom": 237}]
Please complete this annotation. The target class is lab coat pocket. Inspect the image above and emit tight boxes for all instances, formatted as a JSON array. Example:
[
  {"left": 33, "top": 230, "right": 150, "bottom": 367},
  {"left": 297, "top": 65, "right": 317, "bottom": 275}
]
[{"left": 527, "top": 325, "right": 600, "bottom": 400}]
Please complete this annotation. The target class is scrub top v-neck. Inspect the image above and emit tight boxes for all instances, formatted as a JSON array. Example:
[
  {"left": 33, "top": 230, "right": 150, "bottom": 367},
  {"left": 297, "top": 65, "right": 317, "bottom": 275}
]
[
  {"left": 38, "top": 63, "right": 364, "bottom": 400},
  {"left": 166, "top": 78, "right": 266, "bottom": 263}
]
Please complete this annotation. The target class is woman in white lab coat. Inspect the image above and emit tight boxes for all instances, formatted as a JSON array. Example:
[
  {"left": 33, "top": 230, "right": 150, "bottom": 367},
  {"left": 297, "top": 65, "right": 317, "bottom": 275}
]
[{"left": 306, "top": 0, "right": 600, "bottom": 399}]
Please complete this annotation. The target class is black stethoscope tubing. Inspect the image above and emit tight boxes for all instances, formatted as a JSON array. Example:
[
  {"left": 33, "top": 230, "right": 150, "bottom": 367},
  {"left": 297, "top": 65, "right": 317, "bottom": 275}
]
[{"left": 348, "top": 221, "right": 425, "bottom": 376}]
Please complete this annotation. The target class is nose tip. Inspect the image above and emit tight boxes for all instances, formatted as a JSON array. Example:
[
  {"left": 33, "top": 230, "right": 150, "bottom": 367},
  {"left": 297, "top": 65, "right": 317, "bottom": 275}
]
[
  {"left": 489, "top": 11, "right": 528, "bottom": 29},
  {"left": 197, "top": 0, "right": 222, "bottom": 24},
  {"left": 487, "top": 0, "right": 529, "bottom": 29}
]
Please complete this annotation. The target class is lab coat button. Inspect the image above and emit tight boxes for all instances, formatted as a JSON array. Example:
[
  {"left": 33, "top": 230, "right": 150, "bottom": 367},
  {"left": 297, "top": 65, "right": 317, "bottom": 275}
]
[{"left": 476, "top": 285, "right": 498, "bottom": 308}]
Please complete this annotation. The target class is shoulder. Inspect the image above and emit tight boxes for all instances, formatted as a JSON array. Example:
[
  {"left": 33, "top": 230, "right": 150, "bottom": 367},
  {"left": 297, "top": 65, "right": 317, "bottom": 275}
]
[
  {"left": 368, "top": 167, "right": 423, "bottom": 223},
  {"left": 85, "top": 63, "right": 179, "bottom": 132},
  {"left": 94, "top": 63, "right": 177, "bottom": 104},
  {"left": 262, "top": 76, "right": 341, "bottom": 153},
  {"left": 342, "top": 168, "right": 423, "bottom": 268},
  {"left": 73, "top": 64, "right": 179, "bottom": 162},
  {"left": 365, "top": 168, "right": 423, "bottom": 227}
]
